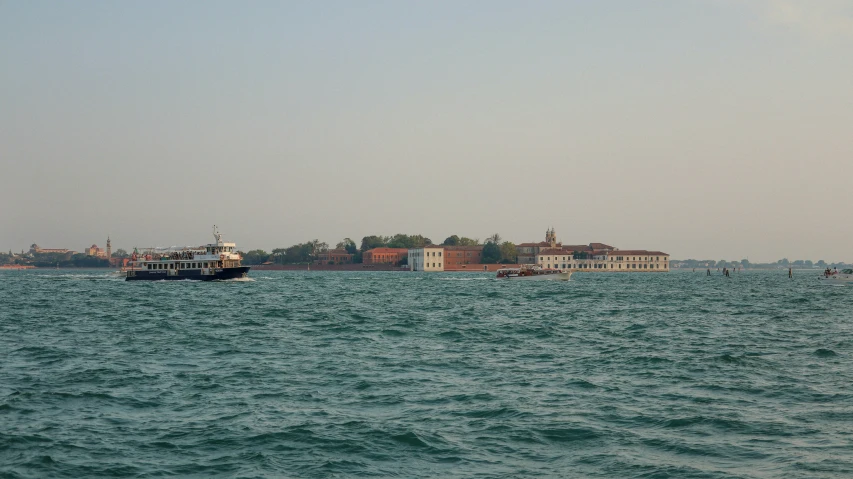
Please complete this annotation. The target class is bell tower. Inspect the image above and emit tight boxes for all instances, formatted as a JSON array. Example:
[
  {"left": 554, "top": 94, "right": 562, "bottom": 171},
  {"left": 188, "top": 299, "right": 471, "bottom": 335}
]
[
  {"left": 106, "top": 236, "right": 112, "bottom": 259},
  {"left": 546, "top": 227, "right": 557, "bottom": 248}
]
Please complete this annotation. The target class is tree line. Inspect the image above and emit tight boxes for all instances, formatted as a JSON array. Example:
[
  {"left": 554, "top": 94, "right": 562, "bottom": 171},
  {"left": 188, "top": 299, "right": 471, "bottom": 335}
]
[
  {"left": 675, "top": 258, "right": 848, "bottom": 269},
  {"left": 0, "top": 251, "right": 111, "bottom": 268},
  {"left": 237, "top": 233, "right": 519, "bottom": 265}
]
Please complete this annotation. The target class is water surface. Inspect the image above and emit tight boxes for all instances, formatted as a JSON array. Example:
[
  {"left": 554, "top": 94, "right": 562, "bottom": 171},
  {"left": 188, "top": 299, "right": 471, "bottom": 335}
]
[{"left": 1, "top": 270, "right": 851, "bottom": 478}]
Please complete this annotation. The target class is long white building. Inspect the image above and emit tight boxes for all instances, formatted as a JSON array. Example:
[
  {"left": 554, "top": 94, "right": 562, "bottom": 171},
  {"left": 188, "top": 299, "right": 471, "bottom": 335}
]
[{"left": 535, "top": 249, "right": 670, "bottom": 272}]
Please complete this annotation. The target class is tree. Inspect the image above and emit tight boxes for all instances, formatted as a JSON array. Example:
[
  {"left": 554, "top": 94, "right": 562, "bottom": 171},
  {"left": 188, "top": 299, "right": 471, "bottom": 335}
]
[
  {"left": 778, "top": 258, "right": 789, "bottom": 266},
  {"left": 486, "top": 233, "right": 502, "bottom": 245},
  {"left": 741, "top": 259, "right": 750, "bottom": 268},
  {"left": 805, "top": 260, "right": 813, "bottom": 267},
  {"left": 360, "top": 235, "right": 387, "bottom": 252},
  {"left": 386, "top": 234, "right": 432, "bottom": 249},
  {"left": 112, "top": 248, "right": 129, "bottom": 258},
  {"left": 295, "top": 243, "right": 315, "bottom": 263},
  {"left": 442, "top": 235, "right": 460, "bottom": 246},
  {"left": 241, "top": 250, "right": 271, "bottom": 265},
  {"left": 481, "top": 242, "right": 501, "bottom": 264},
  {"left": 500, "top": 242, "right": 518, "bottom": 263},
  {"left": 336, "top": 238, "right": 357, "bottom": 254},
  {"left": 307, "top": 240, "right": 328, "bottom": 259},
  {"left": 817, "top": 260, "right": 827, "bottom": 267},
  {"left": 387, "top": 234, "right": 412, "bottom": 249},
  {"left": 458, "top": 237, "right": 480, "bottom": 246}
]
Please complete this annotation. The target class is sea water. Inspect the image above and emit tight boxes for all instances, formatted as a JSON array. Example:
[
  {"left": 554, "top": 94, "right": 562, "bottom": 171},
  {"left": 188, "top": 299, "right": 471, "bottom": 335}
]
[{"left": 1, "top": 270, "right": 851, "bottom": 478}]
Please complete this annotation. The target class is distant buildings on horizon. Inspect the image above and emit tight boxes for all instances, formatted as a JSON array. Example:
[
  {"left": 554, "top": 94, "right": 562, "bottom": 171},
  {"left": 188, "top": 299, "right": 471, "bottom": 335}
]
[
  {"left": 26, "top": 236, "right": 112, "bottom": 259},
  {"left": 409, "top": 228, "right": 670, "bottom": 273}
]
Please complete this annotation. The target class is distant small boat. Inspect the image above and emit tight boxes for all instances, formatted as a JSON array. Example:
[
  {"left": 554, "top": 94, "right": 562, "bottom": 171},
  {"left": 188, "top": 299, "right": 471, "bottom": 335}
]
[
  {"left": 496, "top": 264, "right": 572, "bottom": 281},
  {"left": 818, "top": 268, "right": 853, "bottom": 283}
]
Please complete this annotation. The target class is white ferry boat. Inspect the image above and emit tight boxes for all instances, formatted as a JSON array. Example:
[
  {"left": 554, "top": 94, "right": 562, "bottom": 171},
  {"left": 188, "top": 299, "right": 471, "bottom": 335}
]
[
  {"left": 124, "top": 226, "right": 250, "bottom": 281},
  {"left": 496, "top": 264, "right": 572, "bottom": 281}
]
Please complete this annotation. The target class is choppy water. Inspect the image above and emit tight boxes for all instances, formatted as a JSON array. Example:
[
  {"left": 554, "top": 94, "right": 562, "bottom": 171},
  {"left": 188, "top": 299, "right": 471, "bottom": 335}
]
[{"left": 1, "top": 269, "right": 851, "bottom": 478}]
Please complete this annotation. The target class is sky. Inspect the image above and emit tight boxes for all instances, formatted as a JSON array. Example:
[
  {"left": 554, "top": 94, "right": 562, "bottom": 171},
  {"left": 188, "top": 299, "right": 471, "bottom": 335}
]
[{"left": 1, "top": 0, "right": 852, "bottom": 262}]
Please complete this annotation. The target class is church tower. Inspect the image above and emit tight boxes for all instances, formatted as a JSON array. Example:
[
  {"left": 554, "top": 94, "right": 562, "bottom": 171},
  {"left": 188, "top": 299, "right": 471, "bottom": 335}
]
[
  {"left": 106, "top": 236, "right": 112, "bottom": 259},
  {"left": 545, "top": 227, "right": 557, "bottom": 248}
]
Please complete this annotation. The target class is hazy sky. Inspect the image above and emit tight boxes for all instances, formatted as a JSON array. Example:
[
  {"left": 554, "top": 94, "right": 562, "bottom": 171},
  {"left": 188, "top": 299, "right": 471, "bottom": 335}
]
[{"left": 2, "top": 0, "right": 852, "bottom": 262}]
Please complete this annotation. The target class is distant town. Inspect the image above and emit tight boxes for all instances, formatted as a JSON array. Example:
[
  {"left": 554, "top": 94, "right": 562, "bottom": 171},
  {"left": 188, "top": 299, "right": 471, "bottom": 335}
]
[{"left": 1, "top": 229, "right": 849, "bottom": 271}]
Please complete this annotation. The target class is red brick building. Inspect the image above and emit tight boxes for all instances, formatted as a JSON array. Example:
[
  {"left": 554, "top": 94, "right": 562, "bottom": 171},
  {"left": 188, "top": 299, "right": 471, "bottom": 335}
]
[
  {"left": 442, "top": 246, "right": 483, "bottom": 269},
  {"left": 363, "top": 248, "right": 409, "bottom": 265},
  {"left": 315, "top": 249, "right": 354, "bottom": 264}
]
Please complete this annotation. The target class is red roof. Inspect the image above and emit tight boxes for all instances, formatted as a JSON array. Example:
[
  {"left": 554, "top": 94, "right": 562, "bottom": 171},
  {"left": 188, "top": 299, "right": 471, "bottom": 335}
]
[
  {"left": 365, "top": 247, "right": 409, "bottom": 254},
  {"left": 537, "top": 248, "right": 574, "bottom": 255},
  {"left": 442, "top": 245, "right": 483, "bottom": 251},
  {"left": 561, "top": 245, "right": 593, "bottom": 252},
  {"left": 607, "top": 250, "right": 668, "bottom": 256}
]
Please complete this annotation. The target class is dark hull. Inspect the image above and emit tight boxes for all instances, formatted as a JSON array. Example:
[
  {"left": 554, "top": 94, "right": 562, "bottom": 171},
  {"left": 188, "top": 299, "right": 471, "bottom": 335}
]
[{"left": 125, "top": 266, "right": 250, "bottom": 281}]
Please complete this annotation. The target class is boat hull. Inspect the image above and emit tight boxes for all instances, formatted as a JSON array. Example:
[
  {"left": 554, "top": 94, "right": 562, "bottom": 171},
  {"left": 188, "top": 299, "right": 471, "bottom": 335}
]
[
  {"left": 499, "top": 271, "right": 572, "bottom": 281},
  {"left": 818, "top": 275, "right": 853, "bottom": 283},
  {"left": 125, "top": 266, "right": 250, "bottom": 281}
]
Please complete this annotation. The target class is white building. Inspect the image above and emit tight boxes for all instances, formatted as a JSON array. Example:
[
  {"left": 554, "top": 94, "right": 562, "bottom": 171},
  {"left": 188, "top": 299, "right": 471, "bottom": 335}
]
[
  {"left": 409, "top": 245, "right": 444, "bottom": 271},
  {"left": 535, "top": 249, "right": 575, "bottom": 270},
  {"left": 535, "top": 249, "right": 670, "bottom": 272},
  {"left": 606, "top": 251, "right": 669, "bottom": 271}
]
